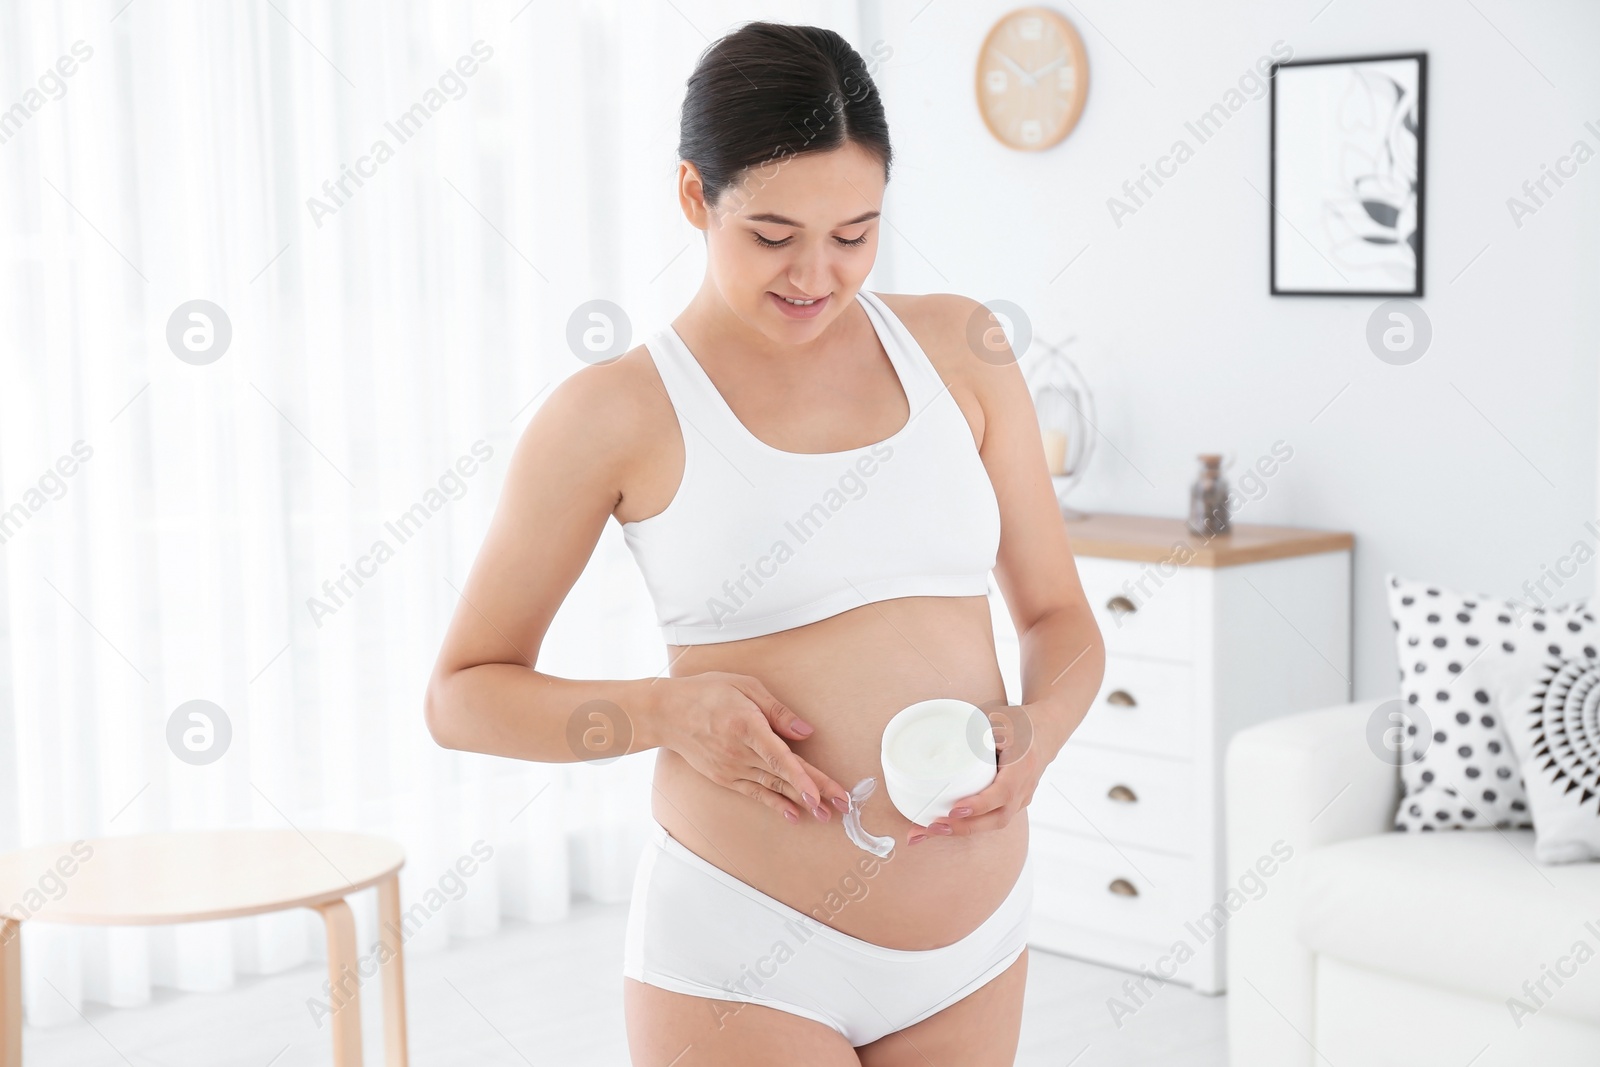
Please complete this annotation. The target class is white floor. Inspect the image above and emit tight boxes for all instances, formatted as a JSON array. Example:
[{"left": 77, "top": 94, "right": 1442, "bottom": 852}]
[{"left": 21, "top": 899, "right": 1227, "bottom": 1065}]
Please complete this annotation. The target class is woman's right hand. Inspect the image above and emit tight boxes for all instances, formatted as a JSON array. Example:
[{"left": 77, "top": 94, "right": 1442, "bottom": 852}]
[{"left": 652, "top": 671, "right": 853, "bottom": 825}]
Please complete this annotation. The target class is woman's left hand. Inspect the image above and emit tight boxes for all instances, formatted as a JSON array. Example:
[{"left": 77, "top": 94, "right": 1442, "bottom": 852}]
[{"left": 910, "top": 703, "right": 1052, "bottom": 843}]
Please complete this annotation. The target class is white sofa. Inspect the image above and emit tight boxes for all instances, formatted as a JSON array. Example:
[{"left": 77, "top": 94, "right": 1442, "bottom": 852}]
[{"left": 1225, "top": 698, "right": 1600, "bottom": 1067}]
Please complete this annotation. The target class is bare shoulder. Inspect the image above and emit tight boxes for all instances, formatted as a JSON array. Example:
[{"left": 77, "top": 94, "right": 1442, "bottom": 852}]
[
  {"left": 539, "top": 342, "right": 666, "bottom": 421},
  {"left": 509, "top": 342, "right": 676, "bottom": 485},
  {"left": 873, "top": 291, "right": 1025, "bottom": 395},
  {"left": 875, "top": 291, "right": 983, "bottom": 351},
  {"left": 876, "top": 291, "right": 984, "bottom": 321}
]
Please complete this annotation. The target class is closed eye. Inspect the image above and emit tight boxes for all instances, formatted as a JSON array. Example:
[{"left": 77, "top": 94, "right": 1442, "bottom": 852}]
[
  {"left": 752, "top": 231, "right": 793, "bottom": 248},
  {"left": 834, "top": 232, "right": 870, "bottom": 247}
]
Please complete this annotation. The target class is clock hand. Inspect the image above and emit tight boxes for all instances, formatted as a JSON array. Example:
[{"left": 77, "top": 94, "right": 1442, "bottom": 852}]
[
  {"left": 1027, "top": 55, "right": 1067, "bottom": 81},
  {"left": 996, "top": 52, "right": 1036, "bottom": 87}
]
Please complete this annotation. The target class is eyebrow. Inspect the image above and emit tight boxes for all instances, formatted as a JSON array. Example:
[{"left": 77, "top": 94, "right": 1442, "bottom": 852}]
[{"left": 744, "top": 210, "right": 881, "bottom": 229}]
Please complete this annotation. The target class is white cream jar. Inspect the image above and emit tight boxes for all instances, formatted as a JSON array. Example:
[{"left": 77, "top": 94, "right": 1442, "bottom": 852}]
[{"left": 880, "top": 698, "right": 998, "bottom": 825}]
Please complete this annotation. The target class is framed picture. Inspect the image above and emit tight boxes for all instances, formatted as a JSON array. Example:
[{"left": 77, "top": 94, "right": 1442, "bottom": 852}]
[{"left": 1269, "top": 52, "right": 1427, "bottom": 296}]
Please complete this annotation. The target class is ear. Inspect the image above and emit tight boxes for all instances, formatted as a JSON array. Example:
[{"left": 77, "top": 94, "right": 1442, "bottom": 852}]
[{"left": 678, "top": 161, "right": 713, "bottom": 231}]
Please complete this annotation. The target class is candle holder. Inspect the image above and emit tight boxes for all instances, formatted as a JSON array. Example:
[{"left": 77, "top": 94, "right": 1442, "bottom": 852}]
[{"left": 1025, "top": 335, "right": 1096, "bottom": 520}]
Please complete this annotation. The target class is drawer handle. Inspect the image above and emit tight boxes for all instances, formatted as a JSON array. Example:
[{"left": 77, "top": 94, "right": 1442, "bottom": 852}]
[
  {"left": 1108, "top": 878, "right": 1139, "bottom": 897},
  {"left": 1107, "top": 784, "right": 1138, "bottom": 803},
  {"left": 1105, "top": 689, "right": 1137, "bottom": 708},
  {"left": 1105, "top": 595, "right": 1138, "bottom": 617}
]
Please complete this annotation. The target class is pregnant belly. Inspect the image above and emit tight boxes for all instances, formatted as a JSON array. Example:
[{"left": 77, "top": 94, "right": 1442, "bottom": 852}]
[{"left": 652, "top": 594, "right": 1031, "bottom": 951}]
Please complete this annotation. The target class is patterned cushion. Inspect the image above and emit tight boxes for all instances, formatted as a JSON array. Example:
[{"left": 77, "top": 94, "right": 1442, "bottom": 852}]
[
  {"left": 1508, "top": 658, "right": 1600, "bottom": 863},
  {"left": 1384, "top": 573, "right": 1599, "bottom": 831}
]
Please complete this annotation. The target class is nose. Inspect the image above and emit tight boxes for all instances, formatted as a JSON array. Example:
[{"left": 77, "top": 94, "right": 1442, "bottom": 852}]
[{"left": 786, "top": 241, "right": 834, "bottom": 298}]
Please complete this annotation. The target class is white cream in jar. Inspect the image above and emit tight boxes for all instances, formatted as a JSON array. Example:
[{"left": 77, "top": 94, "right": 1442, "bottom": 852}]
[{"left": 879, "top": 698, "right": 998, "bottom": 826}]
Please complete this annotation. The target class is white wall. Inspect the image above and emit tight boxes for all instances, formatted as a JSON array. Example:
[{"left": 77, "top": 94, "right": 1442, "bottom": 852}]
[{"left": 861, "top": 0, "right": 1600, "bottom": 700}]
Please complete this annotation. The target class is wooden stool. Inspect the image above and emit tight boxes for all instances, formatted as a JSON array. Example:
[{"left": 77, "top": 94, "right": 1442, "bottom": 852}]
[{"left": 0, "top": 829, "right": 407, "bottom": 1066}]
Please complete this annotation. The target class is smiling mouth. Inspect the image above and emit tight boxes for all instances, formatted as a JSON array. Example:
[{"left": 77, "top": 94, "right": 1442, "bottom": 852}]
[{"left": 768, "top": 291, "right": 831, "bottom": 318}]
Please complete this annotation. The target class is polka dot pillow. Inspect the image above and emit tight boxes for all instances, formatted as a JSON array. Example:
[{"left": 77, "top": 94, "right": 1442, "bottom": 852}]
[{"left": 1385, "top": 573, "right": 1599, "bottom": 832}]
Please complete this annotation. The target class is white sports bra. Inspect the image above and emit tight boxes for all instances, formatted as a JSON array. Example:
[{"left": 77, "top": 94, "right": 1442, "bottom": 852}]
[{"left": 621, "top": 291, "right": 1001, "bottom": 646}]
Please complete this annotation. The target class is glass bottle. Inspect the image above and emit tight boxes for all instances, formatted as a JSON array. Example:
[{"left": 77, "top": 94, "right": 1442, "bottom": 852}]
[{"left": 1187, "top": 453, "right": 1230, "bottom": 537}]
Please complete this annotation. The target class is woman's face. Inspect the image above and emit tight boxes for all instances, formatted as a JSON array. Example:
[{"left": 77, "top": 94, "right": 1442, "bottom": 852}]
[{"left": 680, "top": 142, "right": 886, "bottom": 345}]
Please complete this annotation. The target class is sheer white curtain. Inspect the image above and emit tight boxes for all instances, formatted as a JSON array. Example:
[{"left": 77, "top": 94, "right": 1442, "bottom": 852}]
[{"left": 0, "top": 0, "right": 860, "bottom": 1034}]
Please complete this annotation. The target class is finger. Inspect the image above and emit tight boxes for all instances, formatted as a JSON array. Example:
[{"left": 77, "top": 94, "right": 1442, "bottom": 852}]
[
  {"left": 732, "top": 777, "right": 805, "bottom": 825},
  {"left": 742, "top": 730, "right": 830, "bottom": 821},
  {"left": 729, "top": 677, "right": 844, "bottom": 814},
  {"left": 793, "top": 755, "right": 853, "bottom": 814},
  {"left": 732, "top": 674, "right": 814, "bottom": 741},
  {"left": 930, "top": 807, "right": 1013, "bottom": 837},
  {"left": 755, "top": 763, "right": 849, "bottom": 818},
  {"left": 926, "top": 764, "right": 1030, "bottom": 836},
  {"left": 921, "top": 787, "right": 1017, "bottom": 837},
  {"left": 949, "top": 758, "right": 1027, "bottom": 820},
  {"left": 743, "top": 765, "right": 808, "bottom": 811}
]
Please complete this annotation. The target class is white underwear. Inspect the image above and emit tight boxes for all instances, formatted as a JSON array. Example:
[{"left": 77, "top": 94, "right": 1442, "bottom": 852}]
[{"left": 622, "top": 819, "right": 1033, "bottom": 1047}]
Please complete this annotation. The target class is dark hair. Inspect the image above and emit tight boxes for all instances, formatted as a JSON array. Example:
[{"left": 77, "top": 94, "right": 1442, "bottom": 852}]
[{"left": 678, "top": 22, "right": 892, "bottom": 207}]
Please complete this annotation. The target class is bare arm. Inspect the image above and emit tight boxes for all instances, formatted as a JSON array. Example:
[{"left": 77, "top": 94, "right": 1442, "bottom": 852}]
[
  {"left": 423, "top": 356, "right": 663, "bottom": 763},
  {"left": 977, "top": 321, "right": 1106, "bottom": 763}
]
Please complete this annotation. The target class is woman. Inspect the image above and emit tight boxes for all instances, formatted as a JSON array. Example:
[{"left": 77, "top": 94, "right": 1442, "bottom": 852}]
[{"left": 425, "top": 21, "right": 1104, "bottom": 1066}]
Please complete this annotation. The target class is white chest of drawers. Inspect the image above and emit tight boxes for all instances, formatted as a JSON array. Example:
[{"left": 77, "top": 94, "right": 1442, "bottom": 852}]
[{"left": 990, "top": 513, "right": 1353, "bottom": 995}]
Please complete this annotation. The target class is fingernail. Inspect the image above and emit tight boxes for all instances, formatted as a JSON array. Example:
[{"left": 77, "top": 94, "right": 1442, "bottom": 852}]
[
  {"left": 830, "top": 795, "right": 850, "bottom": 813},
  {"left": 803, "top": 792, "right": 816, "bottom": 807},
  {"left": 951, "top": 807, "right": 973, "bottom": 818},
  {"left": 784, "top": 810, "right": 799, "bottom": 824},
  {"left": 909, "top": 833, "right": 927, "bottom": 845},
  {"left": 793, "top": 721, "right": 814, "bottom": 736},
  {"left": 931, "top": 823, "right": 953, "bottom": 835},
  {"left": 813, "top": 806, "right": 829, "bottom": 822}
]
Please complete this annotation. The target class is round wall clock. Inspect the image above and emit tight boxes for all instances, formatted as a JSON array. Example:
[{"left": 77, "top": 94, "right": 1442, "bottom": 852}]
[{"left": 975, "top": 7, "right": 1090, "bottom": 151}]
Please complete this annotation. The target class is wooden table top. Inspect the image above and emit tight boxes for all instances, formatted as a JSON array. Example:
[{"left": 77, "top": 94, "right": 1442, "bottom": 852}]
[
  {"left": 0, "top": 829, "right": 404, "bottom": 926},
  {"left": 1063, "top": 511, "right": 1353, "bottom": 567}
]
